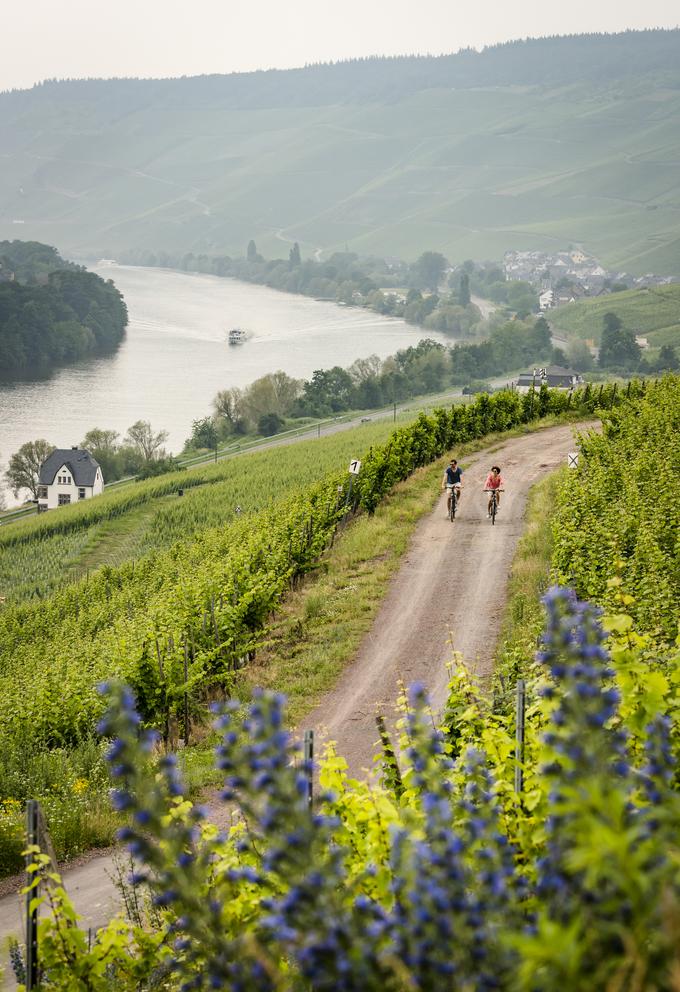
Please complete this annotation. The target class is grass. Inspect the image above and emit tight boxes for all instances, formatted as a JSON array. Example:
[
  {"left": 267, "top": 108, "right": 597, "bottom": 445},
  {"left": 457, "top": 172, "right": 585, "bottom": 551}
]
[
  {"left": 64, "top": 501, "right": 163, "bottom": 577},
  {"left": 493, "top": 466, "right": 567, "bottom": 698}
]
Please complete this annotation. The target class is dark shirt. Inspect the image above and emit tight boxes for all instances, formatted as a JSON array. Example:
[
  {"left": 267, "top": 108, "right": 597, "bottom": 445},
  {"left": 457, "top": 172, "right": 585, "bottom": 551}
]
[{"left": 445, "top": 466, "right": 463, "bottom": 485}]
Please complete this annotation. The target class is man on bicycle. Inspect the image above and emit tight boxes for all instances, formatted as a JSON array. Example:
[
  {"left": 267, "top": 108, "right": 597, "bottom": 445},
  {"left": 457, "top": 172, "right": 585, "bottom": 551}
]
[
  {"left": 484, "top": 465, "right": 504, "bottom": 516},
  {"left": 442, "top": 459, "right": 463, "bottom": 514}
]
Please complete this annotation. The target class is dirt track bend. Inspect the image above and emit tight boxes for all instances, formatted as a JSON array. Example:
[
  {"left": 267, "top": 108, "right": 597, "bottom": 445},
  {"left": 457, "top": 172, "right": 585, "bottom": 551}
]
[
  {"left": 305, "top": 422, "right": 582, "bottom": 777},
  {"left": 0, "top": 422, "right": 583, "bottom": 974}
]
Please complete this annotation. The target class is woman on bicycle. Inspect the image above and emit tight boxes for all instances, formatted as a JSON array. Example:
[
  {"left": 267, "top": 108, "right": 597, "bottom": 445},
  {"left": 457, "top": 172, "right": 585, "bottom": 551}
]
[
  {"left": 442, "top": 459, "right": 463, "bottom": 514},
  {"left": 484, "top": 465, "right": 504, "bottom": 516}
]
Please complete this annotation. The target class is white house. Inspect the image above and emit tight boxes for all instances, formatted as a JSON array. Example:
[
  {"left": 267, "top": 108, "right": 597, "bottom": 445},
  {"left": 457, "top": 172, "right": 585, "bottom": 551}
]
[
  {"left": 538, "top": 289, "right": 554, "bottom": 311},
  {"left": 36, "top": 447, "right": 104, "bottom": 511}
]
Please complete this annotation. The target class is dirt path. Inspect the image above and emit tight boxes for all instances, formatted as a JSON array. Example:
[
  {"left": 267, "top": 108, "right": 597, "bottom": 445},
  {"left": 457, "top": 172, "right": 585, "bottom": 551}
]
[
  {"left": 0, "top": 422, "right": 582, "bottom": 980},
  {"left": 305, "top": 422, "right": 581, "bottom": 776}
]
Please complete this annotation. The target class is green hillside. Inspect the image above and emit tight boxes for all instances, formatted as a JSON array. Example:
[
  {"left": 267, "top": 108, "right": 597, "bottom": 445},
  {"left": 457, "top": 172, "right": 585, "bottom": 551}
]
[
  {"left": 549, "top": 283, "right": 680, "bottom": 345},
  {"left": 1, "top": 32, "right": 680, "bottom": 272}
]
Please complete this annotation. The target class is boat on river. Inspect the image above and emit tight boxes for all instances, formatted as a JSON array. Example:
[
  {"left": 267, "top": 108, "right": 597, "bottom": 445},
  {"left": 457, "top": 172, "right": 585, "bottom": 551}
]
[{"left": 228, "top": 327, "right": 248, "bottom": 345}]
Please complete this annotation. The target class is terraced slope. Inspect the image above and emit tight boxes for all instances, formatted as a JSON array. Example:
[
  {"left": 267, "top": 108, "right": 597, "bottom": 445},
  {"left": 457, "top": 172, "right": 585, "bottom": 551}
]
[
  {"left": 1, "top": 31, "right": 679, "bottom": 271},
  {"left": 548, "top": 284, "right": 680, "bottom": 345}
]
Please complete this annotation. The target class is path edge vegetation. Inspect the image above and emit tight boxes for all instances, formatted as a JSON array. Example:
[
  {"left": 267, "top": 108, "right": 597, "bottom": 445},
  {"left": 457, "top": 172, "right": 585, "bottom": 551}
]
[{"left": 492, "top": 466, "right": 567, "bottom": 695}]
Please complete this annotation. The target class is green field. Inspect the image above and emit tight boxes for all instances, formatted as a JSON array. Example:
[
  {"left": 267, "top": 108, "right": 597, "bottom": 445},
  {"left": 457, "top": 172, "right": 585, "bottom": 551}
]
[
  {"left": 549, "top": 283, "right": 680, "bottom": 345},
  {"left": 1, "top": 33, "right": 680, "bottom": 273}
]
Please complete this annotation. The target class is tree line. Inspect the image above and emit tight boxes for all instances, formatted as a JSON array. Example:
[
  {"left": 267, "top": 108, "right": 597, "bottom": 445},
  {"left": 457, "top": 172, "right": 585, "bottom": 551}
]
[
  {"left": 20, "top": 31, "right": 679, "bottom": 111},
  {"left": 186, "top": 318, "right": 554, "bottom": 450},
  {"left": 0, "top": 241, "right": 128, "bottom": 374},
  {"left": 121, "top": 243, "right": 539, "bottom": 336}
]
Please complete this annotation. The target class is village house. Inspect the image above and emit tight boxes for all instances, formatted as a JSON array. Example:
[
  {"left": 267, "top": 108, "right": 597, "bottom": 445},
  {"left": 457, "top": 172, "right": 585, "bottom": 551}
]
[
  {"left": 36, "top": 447, "right": 104, "bottom": 511},
  {"left": 514, "top": 365, "right": 584, "bottom": 391},
  {"left": 538, "top": 289, "right": 554, "bottom": 311}
]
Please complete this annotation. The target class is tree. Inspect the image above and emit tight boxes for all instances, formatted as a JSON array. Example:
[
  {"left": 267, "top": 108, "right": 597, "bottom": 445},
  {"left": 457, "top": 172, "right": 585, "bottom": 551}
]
[
  {"left": 348, "top": 355, "right": 383, "bottom": 384},
  {"left": 257, "top": 412, "right": 284, "bottom": 436},
  {"left": 288, "top": 242, "right": 301, "bottom": 267},
  {"left": 81, "top": 428, "right": 121, "bottom": 482},
  {"left": 599, "top": 313, "right": 641, "bottom": 369},
  {"left": 247, "top": 240, "right": 258, "bottom": 263},
  {"left": 124, "top": 421, "right": 169, "bottom": 463},
  {"left": 459, "top": 272, "right": 471, "bottom": 307},
  {"left": 243, "top": 372, "right": 301, "bottom": 423},
  {"left": 567, "top": 339, "right": 595, "bottom": 372},
  {"left": 190, "top": 417, "right": 218, "bottom": 452},
  {"left": 213, "top": 388, "right": 244, "bottom": 433},
  {"left": 6, "top": 439, "right": 55, "bottom": 499},
  {"left": 301, "top": 367, "right": 355, "bottom": 414},
  {"left": 412, "top": 252, "right": 448, "bottom": 292},
  {"left": 656, "top": 344, "right": 679, "bottom": 371},
  {"left": 81, "top": 428, "right": 119, "bottom": 454},
  {"left": 529, "top": 316, "right": 552, "bottom": 357}
]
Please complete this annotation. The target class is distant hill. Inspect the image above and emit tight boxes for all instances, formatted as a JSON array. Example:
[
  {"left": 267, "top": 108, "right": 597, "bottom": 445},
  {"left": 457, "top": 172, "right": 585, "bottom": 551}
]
[{"left": 1, "top": 31, "right": 679, "bottom": 273}]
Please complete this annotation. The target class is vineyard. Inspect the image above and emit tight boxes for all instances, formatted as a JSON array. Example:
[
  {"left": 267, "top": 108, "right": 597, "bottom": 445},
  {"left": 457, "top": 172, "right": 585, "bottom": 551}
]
[
  {"left": 552, "top": 376, "right": 680, "bottom": 646},
  {"left": 0, "top": 417, "right": 416, "bottom": 605},
  {"left": 0, "top": 381, "right": 638, "bottom": 879},
  {"left": 7, "top": 377, "right": 680, "bottom": 989},
  {"left": 23, "top": 585, "right": 680, "bottom": 989}
]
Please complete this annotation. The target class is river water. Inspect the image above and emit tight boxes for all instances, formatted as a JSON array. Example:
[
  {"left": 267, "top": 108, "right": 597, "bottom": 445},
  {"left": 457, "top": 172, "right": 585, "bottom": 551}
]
[{"left": 0, "top": 265, "right": 447, "bottom": 501}]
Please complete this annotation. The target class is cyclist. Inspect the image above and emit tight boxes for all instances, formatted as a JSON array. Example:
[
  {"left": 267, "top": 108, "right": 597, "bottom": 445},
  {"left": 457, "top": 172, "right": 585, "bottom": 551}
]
[
  {"left": 484, "top": 465, "right": 504, "bottom": 516},
  {"left": 442, "top": 459, "right": 463, "bottom": 515}
]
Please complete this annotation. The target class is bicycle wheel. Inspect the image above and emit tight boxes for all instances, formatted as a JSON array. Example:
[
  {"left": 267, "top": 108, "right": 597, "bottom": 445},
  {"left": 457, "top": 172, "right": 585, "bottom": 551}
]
[
  {"left": 449, "top": 491, "right": 457, "bottom": 521},
  {"left": 491, "top": 496, "right": 497, "bottom": 525}
]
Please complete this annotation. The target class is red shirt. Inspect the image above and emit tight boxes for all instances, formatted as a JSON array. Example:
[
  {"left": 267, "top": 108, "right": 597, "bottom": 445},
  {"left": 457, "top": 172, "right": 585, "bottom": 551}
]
[{"left": 485, "top": 473, "right": 503, "bottom": 490}]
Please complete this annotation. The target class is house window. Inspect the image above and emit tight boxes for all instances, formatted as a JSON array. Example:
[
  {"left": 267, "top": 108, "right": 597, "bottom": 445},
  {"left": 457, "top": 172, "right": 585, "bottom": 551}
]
[
  {"left": 58, "top": 494, "right": 71, "bottom": 506},
  {"left": 78, "top": 488, "right": 86, "bottom": 500},
  {"left": 37, "top": 486, "right": 48, "bottom": 499}
]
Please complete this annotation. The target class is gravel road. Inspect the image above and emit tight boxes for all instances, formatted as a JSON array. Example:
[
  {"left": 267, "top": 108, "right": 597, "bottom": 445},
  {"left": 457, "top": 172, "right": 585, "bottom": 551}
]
[
  {"left": 0, "top": 421, "right": 586, "bottom": 983},
  {"left": 304, "top": 422, "right": 583, "bottom": 776}
]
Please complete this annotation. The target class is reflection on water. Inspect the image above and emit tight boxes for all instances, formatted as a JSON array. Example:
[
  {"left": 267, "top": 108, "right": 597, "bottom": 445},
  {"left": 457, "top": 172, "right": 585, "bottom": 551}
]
[{"left": 0, "top": 265, "right": 449, "bottom": 501}]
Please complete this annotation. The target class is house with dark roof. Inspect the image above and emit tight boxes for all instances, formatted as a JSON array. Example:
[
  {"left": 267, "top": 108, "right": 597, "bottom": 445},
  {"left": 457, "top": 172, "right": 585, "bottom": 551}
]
[
  {"left": 514, "top": 365, "right": 584, "bottom": 392},
  {"left": 37, "top": 447, "right": 104, "bottom": 511}
]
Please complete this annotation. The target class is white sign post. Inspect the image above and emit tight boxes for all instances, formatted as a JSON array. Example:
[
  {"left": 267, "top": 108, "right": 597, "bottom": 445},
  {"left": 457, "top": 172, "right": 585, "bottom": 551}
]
[
  {"left": 349, "top": 459, "right": 362, "bottom": 475},
  {"left": 567, "top": 451, "right": 579, "bottom": 469}
]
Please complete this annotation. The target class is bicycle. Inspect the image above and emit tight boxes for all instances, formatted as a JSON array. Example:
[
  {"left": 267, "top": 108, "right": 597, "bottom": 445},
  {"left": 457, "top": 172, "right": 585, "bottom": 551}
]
[
  {"left": 446, "top": 484, "right": 460, "bottom": 521},
  {"left": 485, "top": 488, "right": 504, "bottom": 525}
]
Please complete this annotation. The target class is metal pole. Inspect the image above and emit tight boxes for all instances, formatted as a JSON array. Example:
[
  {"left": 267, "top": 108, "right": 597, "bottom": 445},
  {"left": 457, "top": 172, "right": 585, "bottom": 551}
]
[
  {"left": 344, "top": 475, "right": 354, "bottom": 516},
  {"left": 183, "top": 639, "right": 190, "bottom": 746},
  {"left": 393, "top": 401, "right": 396, "bottom": 422},
  {"left": 514, "top": 680, "right": 526, "bottom": 795},
  {"left": 25, "top": 800, "right": 39, "bottom": 990},
  {"left": 303, "top": 730, "right": 314, "bottom": 807}
]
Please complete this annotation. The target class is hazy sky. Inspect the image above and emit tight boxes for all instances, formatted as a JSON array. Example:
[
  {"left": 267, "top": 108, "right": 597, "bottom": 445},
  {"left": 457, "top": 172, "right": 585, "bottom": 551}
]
[{"left": 2, "top": 0, "right": 679, "bottom": 91}]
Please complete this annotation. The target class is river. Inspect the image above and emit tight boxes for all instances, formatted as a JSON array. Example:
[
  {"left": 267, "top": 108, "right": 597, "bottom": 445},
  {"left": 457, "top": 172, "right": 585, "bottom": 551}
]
[{"left": 0, "top": 265, "right": 448, "bottom": 502}]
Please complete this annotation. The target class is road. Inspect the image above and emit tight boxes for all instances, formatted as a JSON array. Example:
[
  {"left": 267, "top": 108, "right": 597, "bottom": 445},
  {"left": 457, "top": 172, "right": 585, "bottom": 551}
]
[{"left": 0, "top": 421, "right": 584, "bottom": 984}]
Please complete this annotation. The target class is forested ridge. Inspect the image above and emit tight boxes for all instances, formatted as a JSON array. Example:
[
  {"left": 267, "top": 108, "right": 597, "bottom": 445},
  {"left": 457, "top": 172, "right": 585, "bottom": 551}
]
[
  {"left": 0, "top": 241, "right": 127, "bottom": 373},
  {"left": 8, "top": 30, "right": 678, "bottom": 105}
]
